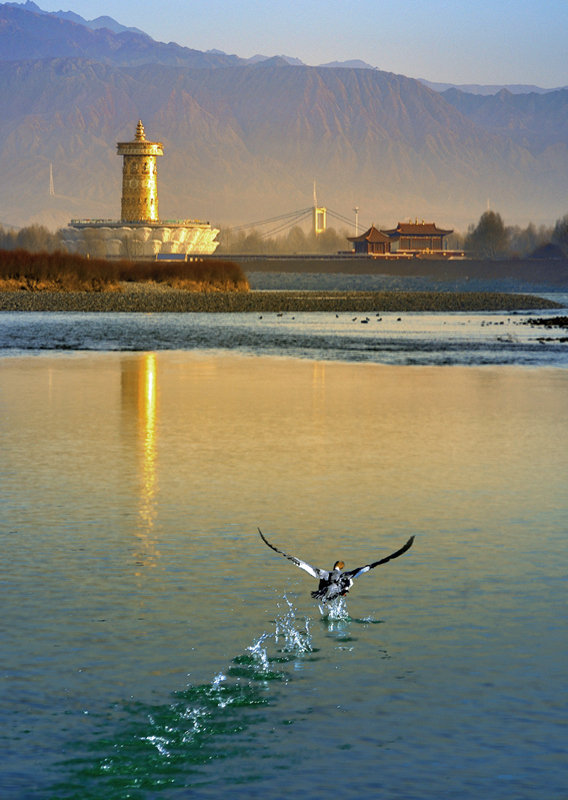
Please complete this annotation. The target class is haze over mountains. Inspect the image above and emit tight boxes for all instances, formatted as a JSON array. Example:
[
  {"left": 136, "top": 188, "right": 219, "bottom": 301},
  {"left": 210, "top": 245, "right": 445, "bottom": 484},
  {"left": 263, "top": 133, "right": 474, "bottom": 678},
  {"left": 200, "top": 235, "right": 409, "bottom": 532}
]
[{"left": 0, "top": 1, "right": 567, "bottom": 231}]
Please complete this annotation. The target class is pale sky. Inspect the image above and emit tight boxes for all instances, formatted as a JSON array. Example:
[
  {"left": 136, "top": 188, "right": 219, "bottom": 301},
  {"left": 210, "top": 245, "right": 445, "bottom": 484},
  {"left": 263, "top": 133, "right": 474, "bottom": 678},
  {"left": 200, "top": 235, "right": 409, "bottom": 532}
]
[{"left": 22, "top": 0, "right": 568, "bottom": 87}]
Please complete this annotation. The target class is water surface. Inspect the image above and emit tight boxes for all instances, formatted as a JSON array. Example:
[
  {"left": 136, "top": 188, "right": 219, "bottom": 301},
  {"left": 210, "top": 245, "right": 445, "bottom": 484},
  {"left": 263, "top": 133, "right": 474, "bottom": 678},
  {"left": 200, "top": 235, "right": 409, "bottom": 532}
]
[
  {"left": 1, "top": 306, "right": 567, "bottom": 366},
  {"left": 1, "top": 352, "right": 567, "bottom": 798}
]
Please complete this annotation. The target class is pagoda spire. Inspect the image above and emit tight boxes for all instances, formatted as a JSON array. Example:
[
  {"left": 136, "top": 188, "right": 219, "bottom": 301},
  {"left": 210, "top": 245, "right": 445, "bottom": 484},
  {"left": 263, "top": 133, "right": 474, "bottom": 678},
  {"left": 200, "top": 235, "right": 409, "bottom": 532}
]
[{"left": 135, "top": 120, "right": 146, "bottom": 141}]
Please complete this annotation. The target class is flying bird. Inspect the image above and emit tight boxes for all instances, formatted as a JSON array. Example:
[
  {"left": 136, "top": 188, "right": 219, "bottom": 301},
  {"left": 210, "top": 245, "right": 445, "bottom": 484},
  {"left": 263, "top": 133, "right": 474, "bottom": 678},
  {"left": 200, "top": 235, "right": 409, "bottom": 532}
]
[{"left": 258, "top": 528, "right": 414, "bottom": 603}]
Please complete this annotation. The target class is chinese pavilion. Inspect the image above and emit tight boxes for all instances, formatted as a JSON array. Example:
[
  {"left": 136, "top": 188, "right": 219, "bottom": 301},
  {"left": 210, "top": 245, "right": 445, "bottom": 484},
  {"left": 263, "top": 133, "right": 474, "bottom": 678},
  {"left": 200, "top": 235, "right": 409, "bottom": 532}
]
[
  {"left": 347, "top": 220, "right": 454, "bottom": 256},
  {"left": 347, "top": 225, "right": 391, "bottom": 255},
  {"left": 382, "top": 221, "right": 453, "bottom": 253}
]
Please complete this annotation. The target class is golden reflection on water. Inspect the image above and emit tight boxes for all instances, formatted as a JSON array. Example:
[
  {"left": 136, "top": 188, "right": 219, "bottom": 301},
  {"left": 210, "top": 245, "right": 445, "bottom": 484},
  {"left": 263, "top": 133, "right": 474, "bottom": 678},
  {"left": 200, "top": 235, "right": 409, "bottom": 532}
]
[
  {"left": 118, "top": 353, "right": 568, "bottom": 568},
  {"left": 311, "top": 361, "right": 326, "bottom": 420},
  {"left": 140, "top": 352, "right": 157, "bottom": 535},
  {"left": 121, "top": 352, "right": 160, "bottom": 572},
  {"left": 4, "top": 353, "right": 567, "bottom": 599}
]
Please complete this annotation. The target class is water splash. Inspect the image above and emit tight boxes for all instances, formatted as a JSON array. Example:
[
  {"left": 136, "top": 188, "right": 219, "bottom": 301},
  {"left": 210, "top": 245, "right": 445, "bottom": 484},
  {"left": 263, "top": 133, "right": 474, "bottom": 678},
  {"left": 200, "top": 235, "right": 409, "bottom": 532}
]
[
  {"left": 319, "top": 596, "right": 349, "bottom": 620},
  {"left": 142, "top": 732, "right": 171, "bottom": 758},
  {"left": 211, "top": 671, "right": 227, "bottom": 690},
  {"left": 274, "top": 595, "right": 313, "bottom": 654},
  {"left": 246, "top": 632, "right": 272, "bottom": 671},
  {"left": 52, "top": 598, "right": 315, "bottom": 797}
]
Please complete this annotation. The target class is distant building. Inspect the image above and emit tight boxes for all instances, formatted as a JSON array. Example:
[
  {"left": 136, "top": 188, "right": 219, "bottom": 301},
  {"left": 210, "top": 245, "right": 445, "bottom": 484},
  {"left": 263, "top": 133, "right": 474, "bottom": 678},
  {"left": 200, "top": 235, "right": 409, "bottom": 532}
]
[
  {"left": 382, "top": 221, "right": 453, "bottom": 254},
  {"left": 62, "top": 121, "right": 219, "bottom": 258},
  {"left": 347, "top": 225, "right": 391, "bottom": 255},
  {"left": 347, "top": 220, "right": 455, "bottom": 257},
  {"left": 117, "top": 119, "right": 163, "bottom": 224}
]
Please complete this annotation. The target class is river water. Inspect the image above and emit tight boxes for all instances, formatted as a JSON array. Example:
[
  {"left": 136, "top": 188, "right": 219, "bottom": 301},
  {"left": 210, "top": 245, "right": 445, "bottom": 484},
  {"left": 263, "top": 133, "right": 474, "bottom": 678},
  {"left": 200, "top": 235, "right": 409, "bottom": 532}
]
[
  {"left": 0, "top": 302, "right": 567, "bottom": 366},
  {"left": 1, "top": 309, "right": 567, "bottom": 798}
]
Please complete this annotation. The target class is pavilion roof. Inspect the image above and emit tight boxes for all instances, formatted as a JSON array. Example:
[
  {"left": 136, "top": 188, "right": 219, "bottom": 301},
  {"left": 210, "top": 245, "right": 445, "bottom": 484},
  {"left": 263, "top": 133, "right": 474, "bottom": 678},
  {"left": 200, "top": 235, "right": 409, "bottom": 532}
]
[
  {"left": 347, "top": 224, "right": 391, "bottom": 243},
  {"left": 382, "top": 221, "right": 453, "bottom": 236}
]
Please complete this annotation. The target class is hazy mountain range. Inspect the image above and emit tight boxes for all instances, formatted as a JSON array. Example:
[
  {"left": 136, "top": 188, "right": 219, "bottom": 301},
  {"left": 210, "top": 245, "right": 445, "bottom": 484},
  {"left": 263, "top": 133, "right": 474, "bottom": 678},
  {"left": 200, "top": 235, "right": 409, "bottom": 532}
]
[
  {"left": 1, "top": 1, "right": 567, "bottom": 231},
  {"left": 5, "top": 0, "right": 148, "bottom": 36}
]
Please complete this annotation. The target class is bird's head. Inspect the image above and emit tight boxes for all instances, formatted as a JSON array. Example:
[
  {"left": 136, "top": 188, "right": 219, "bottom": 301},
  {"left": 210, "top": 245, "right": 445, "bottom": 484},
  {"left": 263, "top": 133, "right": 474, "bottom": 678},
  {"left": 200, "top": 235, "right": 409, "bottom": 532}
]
[{"left": 333, "top": 560, "right": 345, "bottom": 571}]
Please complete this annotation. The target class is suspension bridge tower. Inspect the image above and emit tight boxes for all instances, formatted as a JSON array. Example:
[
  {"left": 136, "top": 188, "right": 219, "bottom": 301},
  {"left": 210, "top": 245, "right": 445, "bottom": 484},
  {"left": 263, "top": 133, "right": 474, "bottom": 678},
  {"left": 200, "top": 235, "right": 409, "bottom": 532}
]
[
  {"left": 312, "top": 180, "right": 327, "bottom": 235},
  {"left": 117, "top": 120, "right": 163, "bottom": 223}
]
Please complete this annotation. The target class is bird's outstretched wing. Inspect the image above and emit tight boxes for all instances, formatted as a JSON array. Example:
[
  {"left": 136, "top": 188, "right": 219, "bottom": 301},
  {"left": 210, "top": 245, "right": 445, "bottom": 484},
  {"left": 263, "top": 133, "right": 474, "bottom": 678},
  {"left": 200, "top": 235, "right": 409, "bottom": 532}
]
[
  {"left": 343, "top": 535, "right": 415, "bottom": 580},
  {"left": 258, "top": 528, "right": 328, "bottom": 580}
]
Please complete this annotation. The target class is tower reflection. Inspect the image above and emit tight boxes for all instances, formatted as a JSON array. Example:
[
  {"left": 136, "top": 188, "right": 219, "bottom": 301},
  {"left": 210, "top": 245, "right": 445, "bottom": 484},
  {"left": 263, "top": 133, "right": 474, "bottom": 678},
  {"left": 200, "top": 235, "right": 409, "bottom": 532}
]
[
  {"left": 140, "top": 352, "right": 157, "bottom": 534},
  {"left": 121, "top": 353, "right": 160, "bottom": 571}
]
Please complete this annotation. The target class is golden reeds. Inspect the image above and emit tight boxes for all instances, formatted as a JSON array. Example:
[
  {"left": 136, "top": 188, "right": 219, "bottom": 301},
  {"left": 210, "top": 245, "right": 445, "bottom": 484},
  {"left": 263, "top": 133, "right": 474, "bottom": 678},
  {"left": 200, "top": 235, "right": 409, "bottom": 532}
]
[{"left": 0, "top": 249, "right": 249, "bottom": 292}]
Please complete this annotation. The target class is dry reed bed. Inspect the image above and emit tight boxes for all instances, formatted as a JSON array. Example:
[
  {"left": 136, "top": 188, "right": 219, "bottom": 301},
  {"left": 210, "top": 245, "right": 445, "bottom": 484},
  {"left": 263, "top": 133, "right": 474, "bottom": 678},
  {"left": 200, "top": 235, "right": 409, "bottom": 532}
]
[
  {"left": 0, "top": 249, "right": 248, "bottom": 292},
  {"left": 0, "top": 286, "right": 560, "bottom": 313}
]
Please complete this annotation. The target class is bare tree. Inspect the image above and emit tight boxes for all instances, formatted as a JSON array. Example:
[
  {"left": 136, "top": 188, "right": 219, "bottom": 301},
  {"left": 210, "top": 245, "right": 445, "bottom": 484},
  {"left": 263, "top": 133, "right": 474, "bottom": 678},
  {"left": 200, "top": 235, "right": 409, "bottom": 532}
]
[{"left": 465, "top": 211, "right": 509, "bottom": 259}]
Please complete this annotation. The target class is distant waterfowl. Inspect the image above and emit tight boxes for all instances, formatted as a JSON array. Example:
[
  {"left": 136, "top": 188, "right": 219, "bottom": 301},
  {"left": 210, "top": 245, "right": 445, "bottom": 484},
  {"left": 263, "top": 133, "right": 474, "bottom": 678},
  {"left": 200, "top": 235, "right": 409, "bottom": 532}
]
[{"left": 258, "top": 528, "right": 414, "bottom": 604}]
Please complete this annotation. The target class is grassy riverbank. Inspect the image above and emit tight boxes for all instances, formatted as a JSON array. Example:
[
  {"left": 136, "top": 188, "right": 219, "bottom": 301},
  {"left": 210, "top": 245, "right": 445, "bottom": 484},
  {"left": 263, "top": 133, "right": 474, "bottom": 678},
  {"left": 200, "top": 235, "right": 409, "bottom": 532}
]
[{"left": 0, "top": 283, "right": 561, "bottom": 313}]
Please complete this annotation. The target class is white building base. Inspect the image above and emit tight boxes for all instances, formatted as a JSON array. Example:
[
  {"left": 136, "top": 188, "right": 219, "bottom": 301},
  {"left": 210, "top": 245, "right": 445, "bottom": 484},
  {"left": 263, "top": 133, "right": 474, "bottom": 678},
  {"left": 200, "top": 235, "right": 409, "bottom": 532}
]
[{"left": 62, "top": 220, "right": 219, "bottom": 259}]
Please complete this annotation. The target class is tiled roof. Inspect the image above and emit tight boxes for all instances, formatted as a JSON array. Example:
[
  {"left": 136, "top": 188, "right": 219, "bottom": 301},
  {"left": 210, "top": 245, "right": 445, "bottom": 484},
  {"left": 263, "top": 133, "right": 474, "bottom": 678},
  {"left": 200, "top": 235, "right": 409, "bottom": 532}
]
[
  {"left": 347, "top": 224, "right": 391, "bottom": 243},
  {"left": 382, "top": 221, "right": 453, "bottom": 236}
]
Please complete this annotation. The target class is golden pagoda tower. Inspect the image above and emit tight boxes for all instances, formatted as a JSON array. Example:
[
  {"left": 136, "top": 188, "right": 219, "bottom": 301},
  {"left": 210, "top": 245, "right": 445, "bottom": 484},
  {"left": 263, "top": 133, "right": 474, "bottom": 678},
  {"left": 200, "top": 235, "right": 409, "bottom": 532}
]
[
  {"left": 64, "top": 120, "right": 219, "bottom": 258},
  {"left": 117, "top": 120, "right": 163, "bottom": 223}
]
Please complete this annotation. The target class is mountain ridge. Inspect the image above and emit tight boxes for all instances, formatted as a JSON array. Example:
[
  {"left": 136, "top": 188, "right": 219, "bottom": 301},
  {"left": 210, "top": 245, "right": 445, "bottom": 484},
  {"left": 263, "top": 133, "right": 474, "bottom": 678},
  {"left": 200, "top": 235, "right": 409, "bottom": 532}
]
[
  {"left": 5, "top": 0, "right": 151, "bottom": 37},
  {"left": 0, "top": 3, "right": 244, "bottom": 67},
  {"left": 2, "top": 3, "right": 562, "bottom": 94},
  {"left": 0, "top": 3, "right": 566, "bottom": 230}
]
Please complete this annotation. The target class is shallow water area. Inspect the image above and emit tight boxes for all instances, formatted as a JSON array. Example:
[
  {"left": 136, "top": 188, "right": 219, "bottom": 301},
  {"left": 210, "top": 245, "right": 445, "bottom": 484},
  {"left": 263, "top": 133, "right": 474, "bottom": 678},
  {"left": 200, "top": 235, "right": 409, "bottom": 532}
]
[
  {"left": 1, "top": 349, "right": 567, "bottom": 799},
  {"left": 1, "top": 304, "right": 568, "bottom": 366}
]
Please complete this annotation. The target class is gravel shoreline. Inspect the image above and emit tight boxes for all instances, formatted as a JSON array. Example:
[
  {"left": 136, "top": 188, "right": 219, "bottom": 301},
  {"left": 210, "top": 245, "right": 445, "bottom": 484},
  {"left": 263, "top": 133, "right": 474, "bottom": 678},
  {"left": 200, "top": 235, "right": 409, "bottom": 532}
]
[{"left": 0, "top": 283, "right": 561, "bottom": 313}]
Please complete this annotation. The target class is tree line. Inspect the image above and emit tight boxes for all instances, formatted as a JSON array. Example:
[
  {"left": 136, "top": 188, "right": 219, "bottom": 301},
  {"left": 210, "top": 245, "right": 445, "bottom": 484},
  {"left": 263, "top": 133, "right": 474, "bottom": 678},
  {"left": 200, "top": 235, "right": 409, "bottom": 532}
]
[
  {"left": 0, "top": 224, "right": 62, "bottom": 253},
  {"left": 463, "top": 212, "right": 568, "bottom": 259},
  {"left": 1, "top": 213, "right": 568, "bottom": 259}
]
